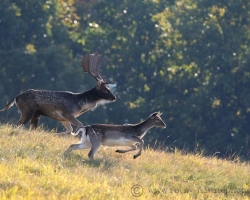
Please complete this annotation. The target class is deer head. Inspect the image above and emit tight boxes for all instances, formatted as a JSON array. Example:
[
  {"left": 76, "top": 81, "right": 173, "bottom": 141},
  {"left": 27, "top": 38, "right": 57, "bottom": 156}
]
[
  {"left": 81, "top": 52, "right": 116, "bottom": 102},
  {"left": 95, "top": 80, "right": 116, "bottom": 102},
  {"left": 148, "top": 111, "right": 166, "bottom": 128}
]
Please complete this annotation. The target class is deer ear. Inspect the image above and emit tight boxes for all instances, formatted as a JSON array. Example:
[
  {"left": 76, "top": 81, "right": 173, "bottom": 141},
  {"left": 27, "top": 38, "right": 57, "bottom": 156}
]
[{"left": 151, "top": 112, "right": 159, "bottom": 117}]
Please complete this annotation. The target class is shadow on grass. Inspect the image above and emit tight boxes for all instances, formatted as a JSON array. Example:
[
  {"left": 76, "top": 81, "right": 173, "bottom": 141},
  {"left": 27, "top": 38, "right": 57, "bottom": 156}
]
[
  {"left": 62, "top": 152, "right": 119, "bottom": 170},
  {"left": 0, "top": 182, "right": 20, "bottom": 190}
]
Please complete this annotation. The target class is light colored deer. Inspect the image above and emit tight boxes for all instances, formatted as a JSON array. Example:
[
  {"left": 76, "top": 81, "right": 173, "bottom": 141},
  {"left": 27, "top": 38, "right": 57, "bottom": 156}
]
[
  {"left": 64, "top": 112, "right": 166, "bottom": 159},
  {"left": 0, "top": 52, "right": 116, "bottom": 135}
]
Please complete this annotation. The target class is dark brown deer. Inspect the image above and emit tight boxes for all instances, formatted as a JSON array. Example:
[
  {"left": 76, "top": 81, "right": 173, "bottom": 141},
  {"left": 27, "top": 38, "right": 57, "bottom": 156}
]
[
  {"left": 0, "top": 52, "right": 116, "bottom": 135},
  {"left": 64, "top": 112, "right": 166, "bottom": 159}
]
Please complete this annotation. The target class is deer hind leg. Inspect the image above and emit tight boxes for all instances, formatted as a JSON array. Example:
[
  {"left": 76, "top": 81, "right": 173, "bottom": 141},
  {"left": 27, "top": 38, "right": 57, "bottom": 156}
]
[
  {"left": 64, "top": 127, "right": 91, "bottom": 155},
  {"left": 30, "top": 111, "right": 41, "bottom": 130},
  {"left": 87, "top": 128, "right": 102, "bottom": 160},
  {"left": 64, "top": 142, "right": 91, "bottom": 155},
  {"left": 115, "top": 145, "right": 137, "bottom": 153},
  {"left": 16, "top": 110, "right": 35, "bottom": 128}
]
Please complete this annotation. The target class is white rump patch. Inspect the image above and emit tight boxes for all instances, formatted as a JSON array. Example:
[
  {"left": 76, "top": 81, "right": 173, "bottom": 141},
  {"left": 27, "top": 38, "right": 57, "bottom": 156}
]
[
  {"left": 72, "top": 127, "right": 91, "bottom": 145},
  {"left": 71, "top": 127, "right": 86, "bottom": 136}
]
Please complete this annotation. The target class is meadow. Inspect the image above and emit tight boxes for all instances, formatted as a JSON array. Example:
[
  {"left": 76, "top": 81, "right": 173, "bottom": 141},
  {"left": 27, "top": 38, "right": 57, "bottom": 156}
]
[{"left": 0, "top": 124, "right": 249, "bottom": 200}]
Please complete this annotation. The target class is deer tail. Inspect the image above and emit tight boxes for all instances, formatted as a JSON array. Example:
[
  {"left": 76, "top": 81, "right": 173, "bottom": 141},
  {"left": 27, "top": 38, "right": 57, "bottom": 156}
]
[
  {"left": 0, "top": 99, "right": 15, "bottom": 111},
  {"left": 71, "top": 127, "right": 86, "bottom": 137}
]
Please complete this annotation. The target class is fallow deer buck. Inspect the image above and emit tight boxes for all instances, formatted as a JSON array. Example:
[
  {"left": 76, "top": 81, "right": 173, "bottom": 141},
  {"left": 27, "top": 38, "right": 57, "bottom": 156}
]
[
  {"left": 0, "top": 52, "right": 116, "bottom": 135},
  {"left": 64, "top": 112, "right": 166, "bottom": 159}
]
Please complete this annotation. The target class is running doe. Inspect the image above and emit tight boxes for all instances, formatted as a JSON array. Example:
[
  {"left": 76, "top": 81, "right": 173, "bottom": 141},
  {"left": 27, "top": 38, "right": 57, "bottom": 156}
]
[{"left": 64, "top": 112, "right": 166, "bottom": 159}]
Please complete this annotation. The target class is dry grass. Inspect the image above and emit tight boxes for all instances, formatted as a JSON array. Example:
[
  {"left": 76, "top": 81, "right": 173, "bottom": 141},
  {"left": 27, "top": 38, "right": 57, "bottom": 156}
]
[{"left": 0, "top": 124, "right": 250, "bottom": 199}]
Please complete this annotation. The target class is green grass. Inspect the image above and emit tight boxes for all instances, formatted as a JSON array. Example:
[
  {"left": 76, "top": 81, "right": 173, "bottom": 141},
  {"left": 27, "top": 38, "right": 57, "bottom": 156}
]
[{"left": 0, "top": 124, "right": 250, "bottom": 199}]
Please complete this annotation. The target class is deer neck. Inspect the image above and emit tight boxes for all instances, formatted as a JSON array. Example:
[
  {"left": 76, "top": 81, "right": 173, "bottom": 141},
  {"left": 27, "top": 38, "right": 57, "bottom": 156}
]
[
  {"left": 77, "top": 88, "right": 100, "bottom": 108},
  {"left": 136, "top": 118, "right": 154, "bottom": 138}
]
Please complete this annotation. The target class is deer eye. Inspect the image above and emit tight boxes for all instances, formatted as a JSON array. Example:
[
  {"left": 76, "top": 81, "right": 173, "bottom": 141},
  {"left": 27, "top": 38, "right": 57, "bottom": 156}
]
[{"left": 103, "top": 88, "right": 108, "bottom": 93}]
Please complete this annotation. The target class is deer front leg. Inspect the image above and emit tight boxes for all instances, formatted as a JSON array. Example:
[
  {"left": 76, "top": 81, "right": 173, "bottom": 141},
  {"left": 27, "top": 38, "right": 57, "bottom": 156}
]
[
  {"left": 123, "top": 136, "right": 144, "bottom": 159},
  {"left": 64, "top": 115, "right": 84, "bottom": 128},
  {"left": 115, "top": 145, "right": 137, "bottom": 153},
  {"left": 88, "top": 143, "right": 101, "bottom": 160},
  {"left": 60, "top": 121, "right": 74, "bottom": 136},
  {"left": 60, "top": 114, "right": 84, "bottom": 136},
  {"left": 87, "top": 128, "right": 102, "bottom": 160},
  {"left": 133, "top": 139, "right": 144, "bottom": 159}
]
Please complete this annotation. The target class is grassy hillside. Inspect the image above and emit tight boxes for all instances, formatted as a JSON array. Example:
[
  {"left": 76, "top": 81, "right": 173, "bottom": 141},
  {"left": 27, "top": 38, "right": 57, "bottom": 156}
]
[{"left": 0, "top": 124, "right": 249, "bottom": 200}]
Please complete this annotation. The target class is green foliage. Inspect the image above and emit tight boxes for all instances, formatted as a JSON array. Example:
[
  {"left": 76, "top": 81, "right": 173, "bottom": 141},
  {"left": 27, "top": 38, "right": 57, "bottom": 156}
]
[
  {"left": 153, "top": 0, "right": 250, "bottom": 157},
  {"left": 1, "top": 0, "right": 250, "bottom": 158}
]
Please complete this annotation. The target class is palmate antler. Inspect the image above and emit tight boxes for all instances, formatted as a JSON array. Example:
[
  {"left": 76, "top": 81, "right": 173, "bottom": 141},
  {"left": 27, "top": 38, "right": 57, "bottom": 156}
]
[
  {"left": 81, "top": 52, "right": 102, "bottom": 81},
  {"left": 81, "top": 52, "right": 114, "bottom": 84}
]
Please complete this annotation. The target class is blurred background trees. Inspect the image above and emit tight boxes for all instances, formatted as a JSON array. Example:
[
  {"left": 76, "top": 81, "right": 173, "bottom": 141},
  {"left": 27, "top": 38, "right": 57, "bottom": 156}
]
[{"left": 1, "top": 0, "right": 250, "bottom": 159}]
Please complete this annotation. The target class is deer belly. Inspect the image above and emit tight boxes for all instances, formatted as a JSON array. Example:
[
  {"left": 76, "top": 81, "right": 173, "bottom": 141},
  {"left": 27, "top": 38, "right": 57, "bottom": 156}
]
[
  {"left": 102, "top": 138, "right": 135, "bottom": 147},
  {"left": 44, "top": 110, "right": 66, "bottom": 121}
]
